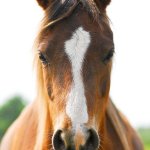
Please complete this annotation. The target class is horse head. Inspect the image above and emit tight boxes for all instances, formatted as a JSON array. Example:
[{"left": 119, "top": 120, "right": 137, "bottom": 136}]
[{"left": 35, "top": 0, "right": 113, "bottom": 149}]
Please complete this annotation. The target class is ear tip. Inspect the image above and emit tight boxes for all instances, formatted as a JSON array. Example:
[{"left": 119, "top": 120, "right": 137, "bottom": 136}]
[
  {"left": 103, "top": 0, "right": 111, "bottom": 6},
  {"left": 101, "top": 0, "right": 111, "bottom": 10},
  {"left": 36, "top": 0, "right": 49, "bottom": 9}
]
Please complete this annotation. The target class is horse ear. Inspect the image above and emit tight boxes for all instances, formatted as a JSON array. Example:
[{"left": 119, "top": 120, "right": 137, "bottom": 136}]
[
  {"left": 97, "top": 0, "right": 111, "bottom": 11},
  {"left": 36, "top": 0, "right": 50, "bottom": 10}
]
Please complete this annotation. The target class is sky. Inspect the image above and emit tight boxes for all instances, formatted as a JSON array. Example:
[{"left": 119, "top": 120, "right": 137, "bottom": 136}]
[{"left": 0, "top": 0, "right": 150, "bottom": 127}]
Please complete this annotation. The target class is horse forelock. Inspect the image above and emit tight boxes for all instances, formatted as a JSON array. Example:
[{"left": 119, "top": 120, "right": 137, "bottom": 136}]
[{"left": 38, "top": 0, "right": 109, "bottom": 31}]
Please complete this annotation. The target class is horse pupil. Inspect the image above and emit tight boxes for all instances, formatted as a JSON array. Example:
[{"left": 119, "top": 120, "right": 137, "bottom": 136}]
[
  {"left": 107, "top": 51, "right": 113, "bottom": 60},
  {"left": 103, "top": 49, "right": 114, "bottom": 63},
  {"left": 39, "top": 52, "right": 47, "bottom": 64}
]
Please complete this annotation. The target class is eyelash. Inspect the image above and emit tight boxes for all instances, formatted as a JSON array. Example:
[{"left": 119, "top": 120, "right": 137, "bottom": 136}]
[
  {"left": 38, "top": 51, "right": 48, "bottom": 65},
  {"left": 103, "top": 49, "right": 114, "bottom": 64}
]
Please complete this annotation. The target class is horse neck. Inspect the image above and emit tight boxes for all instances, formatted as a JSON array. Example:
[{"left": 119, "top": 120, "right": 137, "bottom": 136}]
[
  {"left": 34, "top": 95, "right": 52, "bottom": 150},
  {"left": 102, "top": 99, "right": 130, "bottom": 150}
]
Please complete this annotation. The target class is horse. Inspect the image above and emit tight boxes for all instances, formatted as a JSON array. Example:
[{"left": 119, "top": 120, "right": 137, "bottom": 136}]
[{"left": 0, "top": 0, "right": 144, "bottom": 149}]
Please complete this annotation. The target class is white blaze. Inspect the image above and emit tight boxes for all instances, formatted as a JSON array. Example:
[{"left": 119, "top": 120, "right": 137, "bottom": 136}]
[{"left": 65, "top": 27, "right": 91, "bottom": 127}]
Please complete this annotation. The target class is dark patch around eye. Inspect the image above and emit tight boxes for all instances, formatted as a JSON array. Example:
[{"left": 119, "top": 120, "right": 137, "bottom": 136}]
[
  {"left": 103, "top": 49, "right": 114, "bottom": 64},
  {"left": 38, "top": 51, "right": 48, "bottom": 65}
]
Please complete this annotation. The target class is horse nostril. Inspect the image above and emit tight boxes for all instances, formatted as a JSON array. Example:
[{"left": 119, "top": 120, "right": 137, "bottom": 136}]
[
  {"left": 84, "top": 129, "right": 100, "bottom": 150},
  {"left": 52, "top": 130, "right": 65, "bottom": 150}
]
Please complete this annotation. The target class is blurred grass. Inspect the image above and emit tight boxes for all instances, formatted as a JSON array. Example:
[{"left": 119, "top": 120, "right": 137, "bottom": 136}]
[
  {"left": 138, "top": 128, "right": 150, "bottom": 150},
  {"left": 0, "top": 96, "right": 26, "bottom": 140}
]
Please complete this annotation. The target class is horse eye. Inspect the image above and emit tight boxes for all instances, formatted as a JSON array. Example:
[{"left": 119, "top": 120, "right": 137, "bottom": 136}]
[
  {"left": 38, "top": 51, "right": 48, "bottom": 65},
  {"left": 103, "top": 49, "right": 114, "bottom": 64}
]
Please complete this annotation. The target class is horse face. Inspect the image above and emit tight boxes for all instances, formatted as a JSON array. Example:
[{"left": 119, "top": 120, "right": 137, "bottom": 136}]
[{"left": 37, "top": 0, "right": 113, "bottom": 149}]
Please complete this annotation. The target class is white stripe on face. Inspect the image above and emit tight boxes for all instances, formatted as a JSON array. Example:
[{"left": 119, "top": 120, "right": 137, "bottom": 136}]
[{"left": 65, "top": 27, "right": 91, "bottom": 127}]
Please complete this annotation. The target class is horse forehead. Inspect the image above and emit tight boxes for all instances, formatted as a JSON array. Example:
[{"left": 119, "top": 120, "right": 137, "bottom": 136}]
[{"left": 64, "top": 26, "right": 91, "bottom": 127}]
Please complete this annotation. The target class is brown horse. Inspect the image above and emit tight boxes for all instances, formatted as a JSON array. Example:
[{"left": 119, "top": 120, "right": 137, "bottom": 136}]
[{"left": 0, "top": 0, "right": 144, "bottom": 149}]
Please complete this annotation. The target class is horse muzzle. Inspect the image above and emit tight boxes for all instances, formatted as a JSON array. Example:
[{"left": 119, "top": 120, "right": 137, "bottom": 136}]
[{"left": 52, "top": 128, "right": 100, "bottom": 150}]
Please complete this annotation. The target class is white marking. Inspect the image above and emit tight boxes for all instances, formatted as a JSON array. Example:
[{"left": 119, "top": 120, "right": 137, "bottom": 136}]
[{"left": 65, "top": 27, "right": 91, "bottom": 127}]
